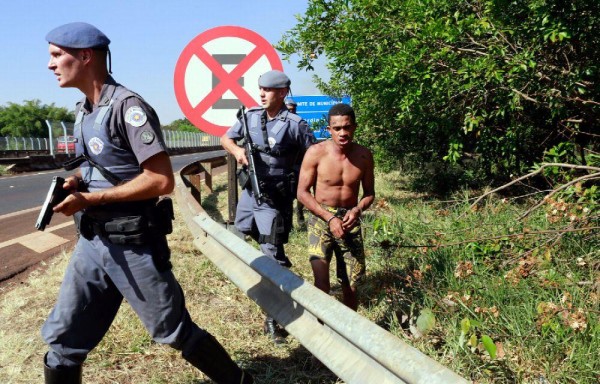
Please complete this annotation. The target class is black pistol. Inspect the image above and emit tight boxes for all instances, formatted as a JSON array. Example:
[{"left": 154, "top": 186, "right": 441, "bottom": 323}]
[{"left": 35, "top": 176, "right": 69, "bottom": 231}]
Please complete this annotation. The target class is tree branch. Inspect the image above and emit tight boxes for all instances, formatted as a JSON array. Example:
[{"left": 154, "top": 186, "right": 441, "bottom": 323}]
[
  {"left": 519, "top": 171, "right": 600, "bottom": 219},
  {"left": 468, "top": 163, "right": 600, "bottom": 212},
  {"left": 395, "top": 226, "right": 600, "bottom": 249}
]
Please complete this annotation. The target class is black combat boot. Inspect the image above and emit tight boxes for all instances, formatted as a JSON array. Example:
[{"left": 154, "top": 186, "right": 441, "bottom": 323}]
[
  {"left": 182, "top": 333, "right": 253, "bottom": 384},
  {"left": 263, "top": 316, "right": 287, "bottom": 346},
  {"left": 44, "top": 354, "right": 82, "bottom": 384}
]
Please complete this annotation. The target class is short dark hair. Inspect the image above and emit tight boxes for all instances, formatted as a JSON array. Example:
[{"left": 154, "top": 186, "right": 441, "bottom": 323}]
[{"left": 328, "top": 103, "right": 355, "bottom": 125}]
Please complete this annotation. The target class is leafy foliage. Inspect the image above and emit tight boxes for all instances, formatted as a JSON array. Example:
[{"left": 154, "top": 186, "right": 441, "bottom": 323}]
[
  {"left": 162, "top": 118, "right": 200, "bottom": 132},
  {"left": 0, "top": 99, "right": 73, "bottom": 137},
  {"left": 278, "top": 0, "right": 599, "bottom": 184}
]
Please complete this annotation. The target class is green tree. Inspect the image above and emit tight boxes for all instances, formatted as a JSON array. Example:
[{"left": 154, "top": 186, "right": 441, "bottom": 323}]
[
  {"left": 278, "top": 0, "right": 599, "bottom": 186},
  {"left": 163, "top": 118, "right": 200, "bottom": 132},
  {"left": 0, "top": 99, "right": 74, "bottom": 137}
]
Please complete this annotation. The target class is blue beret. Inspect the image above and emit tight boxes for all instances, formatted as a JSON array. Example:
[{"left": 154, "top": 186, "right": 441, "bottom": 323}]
[
  {"left": 258, "top": 70, "right": 291, "bottom": 88},
  {"left": 284, "top": 97, "right": 297, "bottom": 106},
  {"left": 46, "top": 22, "right": 110, "bottom": 49}
]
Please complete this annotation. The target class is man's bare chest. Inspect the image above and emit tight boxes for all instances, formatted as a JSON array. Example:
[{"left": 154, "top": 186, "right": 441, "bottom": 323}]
[{"left": 317, "top": 156, "right": 364, "bottom": 184}]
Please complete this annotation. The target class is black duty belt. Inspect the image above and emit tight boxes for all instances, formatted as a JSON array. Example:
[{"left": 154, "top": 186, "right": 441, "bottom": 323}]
[{"left": 79, "top": 213, "right": 148, "bottom": 245}]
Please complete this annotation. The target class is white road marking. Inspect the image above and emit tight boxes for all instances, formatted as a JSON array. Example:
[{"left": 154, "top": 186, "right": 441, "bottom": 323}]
[
  {"left": 0, "top": 221, "right": 74, "bottom": 251},
  {"left": 0, "top": 206, "right": 42, "bottom": 220}
]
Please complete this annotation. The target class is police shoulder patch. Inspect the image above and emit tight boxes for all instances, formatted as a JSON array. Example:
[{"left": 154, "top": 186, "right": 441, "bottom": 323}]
[
  {"left": 125, "top": 106, "right": 148, "bottom": 127},
  {"left": 140, "top": 130, "right": 155, "bottom": 144},
  {"left": 88, "top": 137, "right": 104, "bottom": 155}
]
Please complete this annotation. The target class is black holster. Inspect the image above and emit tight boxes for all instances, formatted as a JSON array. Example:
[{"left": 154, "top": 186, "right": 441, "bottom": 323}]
[
  {"left": 146, "top": 197, "right": 174, "bottom": 235},
  {"left": 257, "top": 213, "right": 289, "bottom": 246},
  {"left": 149, "top": 234, "right": 172, "bottom": 272},
  {"left": 76, "top": 198, "right": 174, "bottom": 272},
  {"left": 287, "top": 171, "right": 298, "bottom": 199},
  {"left": 237, "top": 167, "right": 250, "bottom": 189}
]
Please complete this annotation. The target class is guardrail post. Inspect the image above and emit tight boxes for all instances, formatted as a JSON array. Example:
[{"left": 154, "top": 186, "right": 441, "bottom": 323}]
[
  {"left": 227, "top": 154, "right": 238, "bottom": 224},
  {"left": 189, "top": 169, "right": 204, "bottom": 203},
  {"left": 203, "top": 162, "right": 214, "bottom": 192}
]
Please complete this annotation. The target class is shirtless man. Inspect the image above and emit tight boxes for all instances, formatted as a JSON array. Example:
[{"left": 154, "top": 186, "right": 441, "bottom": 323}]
[{"left": 297, "top": 103, "right": 375, "bottom": 310}]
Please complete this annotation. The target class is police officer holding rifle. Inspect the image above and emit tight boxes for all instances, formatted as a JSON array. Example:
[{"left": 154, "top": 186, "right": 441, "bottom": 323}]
[
  {"left": 42, "top": 22, "right": 252, "bottom": 383},
  {"left": 221, "top": 70, "right": 315, "bottom": 345}
]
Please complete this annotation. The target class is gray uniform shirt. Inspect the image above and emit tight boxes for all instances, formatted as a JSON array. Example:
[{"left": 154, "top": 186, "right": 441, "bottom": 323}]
[
  {"left": 226, "top": 106, "right": 314, "bottom": 178},
  {"left": 75, "top": 76, "right": 167, "bottom": 167}
]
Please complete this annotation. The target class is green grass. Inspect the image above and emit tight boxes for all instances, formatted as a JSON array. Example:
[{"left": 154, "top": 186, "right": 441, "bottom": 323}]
[
  {"left": 354, "top": 172, "right": 599, "bottom": 384},
  {"left": 0, "top": 169, "right": 597, "bottom": 383}
]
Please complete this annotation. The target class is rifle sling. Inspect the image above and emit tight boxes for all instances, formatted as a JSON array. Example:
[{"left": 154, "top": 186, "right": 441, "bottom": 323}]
[{"left": 63, "top": 154, "right": 123, "bottom": 186}]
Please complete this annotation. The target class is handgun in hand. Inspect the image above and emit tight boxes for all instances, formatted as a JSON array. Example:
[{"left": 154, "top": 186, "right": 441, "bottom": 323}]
[{"left": 35, "top": 176, "right": 69, "bottom": 231}]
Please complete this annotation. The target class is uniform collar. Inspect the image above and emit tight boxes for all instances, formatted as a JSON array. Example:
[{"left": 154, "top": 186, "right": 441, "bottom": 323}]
[
  {"left": 267, "top": 106, "right": 289, "bottom": 122},
  {"left": 81, "top": 76, "right": 119, "bottom": 113}
]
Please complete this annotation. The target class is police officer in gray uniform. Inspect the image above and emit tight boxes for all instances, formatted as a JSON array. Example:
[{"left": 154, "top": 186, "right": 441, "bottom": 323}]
[
  {"left": 221, "top": 70, "right": 314, "bottom": 344},
  {"left": 42, "top": 22, "right": 252, "bottom": 384}
]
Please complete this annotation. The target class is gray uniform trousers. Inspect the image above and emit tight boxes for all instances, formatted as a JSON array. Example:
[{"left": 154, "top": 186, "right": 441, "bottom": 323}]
[
  {"left": 235, "top": 188, "right": 289, "bottom": 266},
  {"left": 42, "top": 234, "right": 207, "bottom": 368}
]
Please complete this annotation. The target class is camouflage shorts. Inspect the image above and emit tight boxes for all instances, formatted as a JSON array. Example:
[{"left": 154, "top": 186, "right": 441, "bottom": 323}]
[{"left": 307, "top": 205, "right": 366, "bottom": 286}]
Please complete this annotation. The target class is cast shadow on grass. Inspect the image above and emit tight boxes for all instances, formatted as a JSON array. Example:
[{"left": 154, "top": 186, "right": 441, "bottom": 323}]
[
  {"left": 200, "top": 184, "right": 228, "bottom": 224},
  {"left": 245, "top": 346, "right": 339, "bottom": 384},
  {"left": 357, "top": 248, "right": 455, "bottom": 333},
  {"left": 188, "top": 345, "right": 339, "bottom": 384}
]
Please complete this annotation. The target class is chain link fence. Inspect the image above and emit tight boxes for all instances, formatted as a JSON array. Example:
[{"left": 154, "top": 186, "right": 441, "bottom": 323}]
[
  {"left": 1, "top": 120, "right": 220, "bottom": 152},
  {"left": 0, "top": 136, "right": 51, "bottom": 151}
]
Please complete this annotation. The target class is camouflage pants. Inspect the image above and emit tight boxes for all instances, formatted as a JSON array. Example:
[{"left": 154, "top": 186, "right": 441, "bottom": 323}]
[{"left": 307, "top": 205, "right": 366, "bottom": 286}]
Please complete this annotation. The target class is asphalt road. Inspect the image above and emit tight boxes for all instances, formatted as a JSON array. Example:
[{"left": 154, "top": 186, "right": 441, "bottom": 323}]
[
  {"left": 0, "top": 152, "right": 221, "bottom": 216},
  {"left": 0, "top": 152, "right": 225, "bottom": 287}
]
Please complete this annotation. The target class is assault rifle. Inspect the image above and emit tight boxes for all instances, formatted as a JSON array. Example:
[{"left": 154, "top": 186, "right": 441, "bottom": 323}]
[
  {"left": 35, "top": 176, "right": 69, "bottom": 231},
  {"left": 237, "top": 106, "right": 266, "bottom": 205}
]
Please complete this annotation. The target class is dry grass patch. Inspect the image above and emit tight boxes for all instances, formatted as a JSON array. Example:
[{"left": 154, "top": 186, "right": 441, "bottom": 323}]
[{"left": 0, "top": 251, "right": 69, "bottom": 383}]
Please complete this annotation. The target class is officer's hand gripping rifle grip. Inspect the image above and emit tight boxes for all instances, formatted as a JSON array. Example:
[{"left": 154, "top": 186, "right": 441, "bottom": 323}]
[
  {"left": 238, "top": 106, "right": 266, "bottom": 205},
  {"left": 35, "top": 176, "right": 69, "bottom": 231}
]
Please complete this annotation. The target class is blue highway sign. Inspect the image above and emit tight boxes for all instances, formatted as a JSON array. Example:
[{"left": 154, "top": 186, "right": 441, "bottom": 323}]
[{"left": 292, "top": 95, "right": 351, "bottom": 128}]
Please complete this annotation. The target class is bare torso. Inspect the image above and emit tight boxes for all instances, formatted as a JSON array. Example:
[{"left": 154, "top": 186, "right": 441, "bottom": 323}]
[{"left": 313, "top": 140, "right": 370, "bottom": 208}]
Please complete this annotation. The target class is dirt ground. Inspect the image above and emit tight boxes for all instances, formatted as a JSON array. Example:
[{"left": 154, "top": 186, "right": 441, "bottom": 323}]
[
  {"left": 0, "top": 250, "right": 60, "bottom": 293},
  {"left": 0, "top": 209, "right": 76, "bottom": 294}
]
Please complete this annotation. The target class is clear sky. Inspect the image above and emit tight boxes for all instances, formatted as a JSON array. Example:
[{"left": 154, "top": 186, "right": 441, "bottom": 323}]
[{"left": 0, "top": 0, "right": 322, "bottom": 125}]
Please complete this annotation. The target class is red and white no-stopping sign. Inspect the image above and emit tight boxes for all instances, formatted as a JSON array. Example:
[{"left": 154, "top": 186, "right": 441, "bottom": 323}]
[{"left": 174, "top": 26, "right": 283, "bottom": 136}]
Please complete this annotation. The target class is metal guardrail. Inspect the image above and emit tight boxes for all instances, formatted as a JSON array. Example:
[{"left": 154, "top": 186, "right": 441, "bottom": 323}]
[{"left": 175, "top": 158, "right": 469, "bottom": 384}]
